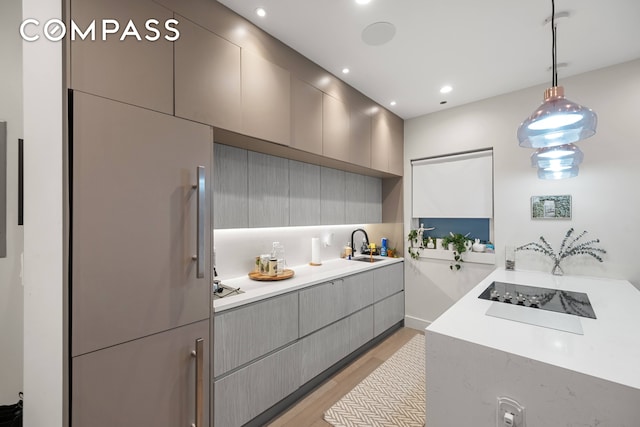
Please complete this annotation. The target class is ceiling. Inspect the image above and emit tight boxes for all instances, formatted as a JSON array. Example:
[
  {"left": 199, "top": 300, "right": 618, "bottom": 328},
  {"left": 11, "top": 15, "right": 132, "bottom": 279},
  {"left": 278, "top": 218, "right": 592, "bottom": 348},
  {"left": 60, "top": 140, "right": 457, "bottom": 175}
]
[{"left": 217, "top": 0, "right": 640, "bottom": 120}]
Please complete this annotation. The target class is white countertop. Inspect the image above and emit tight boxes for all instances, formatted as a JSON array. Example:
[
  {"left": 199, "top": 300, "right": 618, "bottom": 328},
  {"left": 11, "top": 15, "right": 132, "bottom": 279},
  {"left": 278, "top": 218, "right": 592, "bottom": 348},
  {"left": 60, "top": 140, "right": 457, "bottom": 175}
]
[
  {"left": 426, "top": 268, "right": 640, "bottom": 390},
  {"left": 213, "top": 256, "right": 404, "bottom": 313}
]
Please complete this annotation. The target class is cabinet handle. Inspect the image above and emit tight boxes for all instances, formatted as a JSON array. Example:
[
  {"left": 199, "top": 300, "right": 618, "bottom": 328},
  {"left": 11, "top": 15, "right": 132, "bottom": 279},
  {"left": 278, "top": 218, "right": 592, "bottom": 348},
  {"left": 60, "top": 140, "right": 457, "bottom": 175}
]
[
  {"left": 191, "top": 338, "right": 204, "bottom": 427},
  {"left": 192, "top": 166, "right": 205, "bottom": 279}
]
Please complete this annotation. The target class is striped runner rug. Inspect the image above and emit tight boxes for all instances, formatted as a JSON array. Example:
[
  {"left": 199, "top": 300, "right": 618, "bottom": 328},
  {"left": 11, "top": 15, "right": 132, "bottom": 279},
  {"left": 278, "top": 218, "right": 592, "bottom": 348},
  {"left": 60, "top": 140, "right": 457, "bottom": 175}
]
[{"left": 324, "top": 333, "right": 425, "bottom": 427}]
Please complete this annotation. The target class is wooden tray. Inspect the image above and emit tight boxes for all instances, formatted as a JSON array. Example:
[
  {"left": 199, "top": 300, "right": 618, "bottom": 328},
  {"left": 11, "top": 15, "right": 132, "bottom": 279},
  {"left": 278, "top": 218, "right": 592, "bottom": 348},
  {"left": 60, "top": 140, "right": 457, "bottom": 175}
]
[{"left": 248, "top": 269, "right": 295, "bottom": 281}]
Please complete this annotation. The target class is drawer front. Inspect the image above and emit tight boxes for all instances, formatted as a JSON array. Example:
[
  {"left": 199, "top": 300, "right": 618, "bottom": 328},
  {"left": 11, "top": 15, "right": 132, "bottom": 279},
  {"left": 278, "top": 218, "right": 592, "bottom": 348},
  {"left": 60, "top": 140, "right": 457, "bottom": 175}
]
[
  {"left": 214, "top": 342, "right": 300, "bottom": 427},
  {"left": 214, "top": 292, "right": 298, "bottom": 377},
  {"left": 299, "top": 280, "right": 347, "bottom": 337},
  {"left": 344, "top": 270, "right": 374, "bottom": 315},
  {"left": 374, "top": 291, "right": 405, "bottom": 336},
  {"left": 349, "top": 306, "right": 374, "bottom": 354},
  {"left": 300, "top": 317, "right": 350, "bottom": 384},
  {"left": 373, "top": 262, "right": 404, "bottom": 302}
]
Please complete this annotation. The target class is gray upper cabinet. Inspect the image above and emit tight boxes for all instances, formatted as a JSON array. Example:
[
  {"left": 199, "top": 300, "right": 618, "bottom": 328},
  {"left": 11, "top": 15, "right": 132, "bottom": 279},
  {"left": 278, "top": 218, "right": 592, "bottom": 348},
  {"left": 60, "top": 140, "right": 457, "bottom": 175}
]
[
  {"left": 322, "top": 93, "right": 350, "bottom": 162},
  {"left": 174, "top": 16, "right": 242, "bottom": 132},
  {"left": 345, "top": 172, "right": 367, "bottom": 224},
  {"left": 365, "top": 175, "right": 383, "bottom": 224},
  {"left": 291, "top": 78, "right": 323, "bottom": 155},
  {"left": 320, "top": 167, "right": 346, "bottom": 225},
  {"left": 214, "top": 144, "right": 248, "bottom": 229},
  {"left": 289, "top": 160, "right": 321, "bottom": 226},
  {"left": 349, "top": 92, "right": 372, "bottom": 168},
  {"left": 248, "top": 151, "right": 290, "bottom": 227},
  {"left": 71, "top": 92, "right": 212, "bottom": 356},
  {"left": 241, "top": 49, "right": 291, "bottom": 146},
  {"left": 372, "top": 107, "right": 404, "bottom": 176},
  {"left": 70, "top": 0, "right": 173, "bottom": 114}
]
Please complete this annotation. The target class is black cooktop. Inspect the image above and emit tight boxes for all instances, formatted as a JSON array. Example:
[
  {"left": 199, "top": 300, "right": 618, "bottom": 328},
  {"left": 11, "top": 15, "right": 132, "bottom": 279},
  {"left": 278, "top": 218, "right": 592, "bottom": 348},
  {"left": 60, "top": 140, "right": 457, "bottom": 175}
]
[{"left": 478, "top": 281, "right": 596, "bottom": 319}]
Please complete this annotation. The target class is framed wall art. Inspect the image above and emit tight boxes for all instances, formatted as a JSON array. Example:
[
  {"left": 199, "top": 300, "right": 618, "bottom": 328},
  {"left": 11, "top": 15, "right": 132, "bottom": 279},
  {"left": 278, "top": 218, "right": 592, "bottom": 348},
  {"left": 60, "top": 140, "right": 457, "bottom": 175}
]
[{"left": 531, "top": 195, "right": 571, "bottom": 220}]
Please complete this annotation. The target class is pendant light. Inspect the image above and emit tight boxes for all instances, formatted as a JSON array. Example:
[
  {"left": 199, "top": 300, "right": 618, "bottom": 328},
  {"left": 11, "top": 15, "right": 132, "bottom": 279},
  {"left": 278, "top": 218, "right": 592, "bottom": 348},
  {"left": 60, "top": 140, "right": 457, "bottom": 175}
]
[
  {"left": 517, "top": 0, "right": 597, "bottom": 151},
  {"left": 531, "top": 143, "right": 583, "bottom": 179}
]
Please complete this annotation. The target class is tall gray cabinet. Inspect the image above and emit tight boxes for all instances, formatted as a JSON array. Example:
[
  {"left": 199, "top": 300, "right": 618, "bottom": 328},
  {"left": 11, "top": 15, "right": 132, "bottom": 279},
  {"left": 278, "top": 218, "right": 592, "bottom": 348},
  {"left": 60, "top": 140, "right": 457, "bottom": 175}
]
[{"left": 70, "top": 92, "right": 213, "bottom": 427}]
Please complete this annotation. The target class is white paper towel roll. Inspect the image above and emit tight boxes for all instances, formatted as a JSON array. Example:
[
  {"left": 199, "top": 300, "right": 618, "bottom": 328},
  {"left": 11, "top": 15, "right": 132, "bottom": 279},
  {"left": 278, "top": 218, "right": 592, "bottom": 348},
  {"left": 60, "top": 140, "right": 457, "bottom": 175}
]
[{"left": 311, "top": 237, "right": 321, "bottom": 265}]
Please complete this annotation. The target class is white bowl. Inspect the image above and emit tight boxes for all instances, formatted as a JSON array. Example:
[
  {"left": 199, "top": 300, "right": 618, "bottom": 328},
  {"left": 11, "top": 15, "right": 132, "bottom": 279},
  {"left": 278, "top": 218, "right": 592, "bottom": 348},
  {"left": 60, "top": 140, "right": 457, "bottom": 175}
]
[{"left": 472, "top": 243, "right": 486, "bottom": 252}]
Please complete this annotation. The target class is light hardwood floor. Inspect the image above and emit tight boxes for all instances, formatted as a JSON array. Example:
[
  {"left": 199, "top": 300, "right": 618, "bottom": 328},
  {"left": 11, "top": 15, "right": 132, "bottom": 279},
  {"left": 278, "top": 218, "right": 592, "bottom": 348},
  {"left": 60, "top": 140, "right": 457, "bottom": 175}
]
[{"left": 267, "top": 327, "right": 421, "bottom": 427}]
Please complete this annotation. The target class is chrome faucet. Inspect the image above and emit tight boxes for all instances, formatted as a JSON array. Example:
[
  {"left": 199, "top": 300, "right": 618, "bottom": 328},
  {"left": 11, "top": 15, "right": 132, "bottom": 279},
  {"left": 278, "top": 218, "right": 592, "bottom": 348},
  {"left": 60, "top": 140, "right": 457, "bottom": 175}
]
[{"left": 351, "top": 228, "right": 370, "bottom": 255}]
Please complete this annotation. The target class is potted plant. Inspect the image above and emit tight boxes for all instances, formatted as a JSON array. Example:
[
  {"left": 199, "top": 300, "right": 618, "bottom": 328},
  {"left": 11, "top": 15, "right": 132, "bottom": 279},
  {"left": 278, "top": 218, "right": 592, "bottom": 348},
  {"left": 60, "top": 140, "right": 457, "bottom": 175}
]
[
  {"left": 441, "top": 232, "right": 469, "bottom": 270},
  {"left": 407, "top": 229, "right": 420, "bottom": 260}
]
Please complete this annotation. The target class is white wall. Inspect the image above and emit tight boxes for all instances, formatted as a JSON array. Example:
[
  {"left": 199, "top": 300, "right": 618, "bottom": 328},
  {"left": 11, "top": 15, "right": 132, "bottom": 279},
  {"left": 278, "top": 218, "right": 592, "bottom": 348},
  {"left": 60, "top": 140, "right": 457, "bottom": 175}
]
[
  {"left": 0, "top": 0, "right": 24, "bottom": 404},
  {"left": 22, "top": 0, "right": 66, "bottom": 425},
  {"left": 404, "top": 59, "right": 640, "bottom": 327}
]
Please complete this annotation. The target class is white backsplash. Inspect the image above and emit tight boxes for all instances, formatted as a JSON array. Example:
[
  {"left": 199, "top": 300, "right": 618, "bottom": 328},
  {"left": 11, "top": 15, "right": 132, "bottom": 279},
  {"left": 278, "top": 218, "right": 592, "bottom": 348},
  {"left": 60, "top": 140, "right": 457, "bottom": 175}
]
[{"left": 214, "top": 224, "right": 371, "bottom": 280}]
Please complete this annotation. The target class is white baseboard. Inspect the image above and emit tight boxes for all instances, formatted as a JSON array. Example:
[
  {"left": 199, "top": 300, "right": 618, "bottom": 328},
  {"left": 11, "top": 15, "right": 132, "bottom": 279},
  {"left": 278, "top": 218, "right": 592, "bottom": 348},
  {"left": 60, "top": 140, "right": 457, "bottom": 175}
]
[{"left": 404, "top": 315, "right": 431, "bottom": 331}]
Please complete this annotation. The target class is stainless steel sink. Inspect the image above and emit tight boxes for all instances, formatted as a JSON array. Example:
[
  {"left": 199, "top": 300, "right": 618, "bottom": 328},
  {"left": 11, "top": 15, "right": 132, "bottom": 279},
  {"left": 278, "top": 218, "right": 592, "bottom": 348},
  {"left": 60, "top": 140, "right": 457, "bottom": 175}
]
[{"left": 350, "top": 256, "right": 385, "bottom": 263}]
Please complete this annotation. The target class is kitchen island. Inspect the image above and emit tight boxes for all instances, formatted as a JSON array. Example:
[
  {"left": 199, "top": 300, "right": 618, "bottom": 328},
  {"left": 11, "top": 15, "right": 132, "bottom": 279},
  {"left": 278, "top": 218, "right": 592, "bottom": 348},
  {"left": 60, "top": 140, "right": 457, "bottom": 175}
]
[{"left": 426, "top": 268, "right": 640, "bottom": 426}]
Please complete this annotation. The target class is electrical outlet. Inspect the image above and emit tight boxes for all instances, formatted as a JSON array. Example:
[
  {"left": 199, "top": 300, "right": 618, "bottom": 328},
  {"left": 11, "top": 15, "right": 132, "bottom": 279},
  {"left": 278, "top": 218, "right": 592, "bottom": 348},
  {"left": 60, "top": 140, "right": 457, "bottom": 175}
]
[{"left": 497, "top": 396, "right": 525, "bottom": 427}]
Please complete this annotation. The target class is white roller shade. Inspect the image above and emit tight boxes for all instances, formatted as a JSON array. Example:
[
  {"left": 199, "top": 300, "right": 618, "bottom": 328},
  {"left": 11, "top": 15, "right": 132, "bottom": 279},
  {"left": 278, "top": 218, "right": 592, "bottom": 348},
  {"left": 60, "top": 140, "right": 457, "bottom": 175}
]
[{"left": 411, "top": 149, "right": 493, "bottom": 218}]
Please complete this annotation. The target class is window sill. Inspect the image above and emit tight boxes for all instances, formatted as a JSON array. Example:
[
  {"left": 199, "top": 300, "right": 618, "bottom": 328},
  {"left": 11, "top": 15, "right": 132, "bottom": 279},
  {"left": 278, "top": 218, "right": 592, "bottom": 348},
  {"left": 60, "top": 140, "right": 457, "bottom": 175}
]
[{"left": 416, "top": 248, "right": 495, "bottom": 265}]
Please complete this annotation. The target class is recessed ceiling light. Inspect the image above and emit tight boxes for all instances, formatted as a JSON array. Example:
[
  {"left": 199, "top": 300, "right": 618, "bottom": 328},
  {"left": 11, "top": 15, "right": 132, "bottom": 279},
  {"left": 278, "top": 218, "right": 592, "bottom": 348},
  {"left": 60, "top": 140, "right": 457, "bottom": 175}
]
[
  {"left": 390, "top": 101, "right": 397, "bottom": 106},
  {"left": 440, "top": 85, "right": 453, "bottom": 94},
  {"left": 356, "top": 0, "right": 371, "bottom": 4},
  {"left": 342, "top": 68, "right": 350, "bottom": 74},
  {"left": 255, "top": 7, "right": 266, "bottom": 17}
]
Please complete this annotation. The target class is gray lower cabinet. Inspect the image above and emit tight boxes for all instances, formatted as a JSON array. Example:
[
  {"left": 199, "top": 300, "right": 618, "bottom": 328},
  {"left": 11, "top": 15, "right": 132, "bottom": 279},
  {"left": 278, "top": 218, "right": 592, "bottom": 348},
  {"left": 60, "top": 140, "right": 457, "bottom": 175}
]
[
  {"left": 72, "top": 320, "right": 209, "bottom": 427},
  {"left": 289, "top": 160, "right": 321, "bottom": 226},
  {"left": 214, "top": 292, "right": 298, "bottom": 377},
  {"left": 374, "top": 292, "right": 405, "bottom": 336},
  {"left": 300, "top": 317, "right": 350, "bottom": 384},
  {"left": 248, "top": 151, "right": 290, "bottom": 227},
  {"left": 349, "top": 306, "right": 374, "bottom": 353},
  {"left": 344, "top": 270, "right": 374, "bottom": 314},
  {"left": 213, "top": 144, "right": 248, "bottom": 229},
  {"left": 373, "top": 262, "right": 404, "bottom": 302},
  {"left": 299, "top": 280, "right": 347, "bottom": 337},
  {"left": 214, "top": 343, "right": 300, "bottom": 427}
]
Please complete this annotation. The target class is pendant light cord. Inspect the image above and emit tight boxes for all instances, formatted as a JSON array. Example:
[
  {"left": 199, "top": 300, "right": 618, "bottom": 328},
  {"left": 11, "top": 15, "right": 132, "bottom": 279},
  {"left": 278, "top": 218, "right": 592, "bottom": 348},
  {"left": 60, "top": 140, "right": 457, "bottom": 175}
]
[{"left": 551, "top": 0, "right": 557, "bottom": 87}]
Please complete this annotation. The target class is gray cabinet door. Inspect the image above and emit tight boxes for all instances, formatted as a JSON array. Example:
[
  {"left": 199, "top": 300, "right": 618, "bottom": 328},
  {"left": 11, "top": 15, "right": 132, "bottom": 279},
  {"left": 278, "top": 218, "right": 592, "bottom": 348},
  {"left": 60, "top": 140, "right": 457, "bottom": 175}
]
[
  {"left": 349, "top": 306, "right": 374, "bottom": 353},
  {"left": 320, "top": 167, "right": 346, "bottom": 225},
  {"left": 72, "top": 92, "right": 212, "bottom": 356},
  {"left": 248, "top": 151, "right": 290, "bottom": 227},
  {"left": 214, "top": 342, "right": 300, "bottom": 427},
  {"left": 289, "top": 160, "right": 321, "bottom": 226},
  {"left": 322, "top": 93, "right": 350, "bottom": 162},
  {"left": 374, "top": 292, "right": 405, "bottom": 336},
  {"left": 291, "top": 77, "right": 323, "bottom": 155},
  {"left": 72, "top": 320, "right": 209, "bottom": 427},
  {"left": 241, "top": 49, "right": 291, "bottom": 146},
  {"left": 345, "top": 172, "right": 367, "bottom": 224},
  {"left": 388, "top": 112, "right": 404, "bottom": 176},
  {"left": 365, "top": 175, "right": 383, "bottom": 224},
  {"left": 344, "top": 270, "right": 374, "bottom": 314},
  {"left": 300, "top": 318, "right": 350, "bottom": 384},
  {"left": 175, "top": 16, "right": 242, "bottom": 132},
  {"left": 373, "top": 262, "right": 405, "bottom": 302},
  {"left": 299, "top": 280, "right": 347, "bottom": 337},
  {"left": 214, "top": 293, "right": 298, "bottom": 377},
  {"left": 213, "top": 143, "right": 248, "bottom": 229},
  {"left": 371, "top": 107, "right": 404, "bottom": 176},
  {"left": 70, "top": 0, "right": 173, "bottom": 114}
]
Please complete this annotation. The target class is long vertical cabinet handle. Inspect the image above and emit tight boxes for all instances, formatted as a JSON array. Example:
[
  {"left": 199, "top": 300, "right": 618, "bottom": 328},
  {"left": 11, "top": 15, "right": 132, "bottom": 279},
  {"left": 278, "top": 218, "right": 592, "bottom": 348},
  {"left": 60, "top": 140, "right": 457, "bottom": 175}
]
[
  {"left": 195, "top": 166, "right": 205, "bottom": 278},
  {"left": 191, "top": 338, "right": 204, "bottom": 427}
]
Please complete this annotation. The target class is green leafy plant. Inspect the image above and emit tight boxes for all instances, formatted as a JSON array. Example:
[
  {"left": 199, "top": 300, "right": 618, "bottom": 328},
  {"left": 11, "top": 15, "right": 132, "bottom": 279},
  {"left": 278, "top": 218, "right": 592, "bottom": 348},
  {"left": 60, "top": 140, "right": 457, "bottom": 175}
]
[
  {"left": 517, "top": 228, "right": 606, "bottom": 275},
  {"left": 441, "top": 232, "right": 469, "bottom": 270},
  {"left": 407, "top": 229, "right": 420, "bottom": 260}
]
